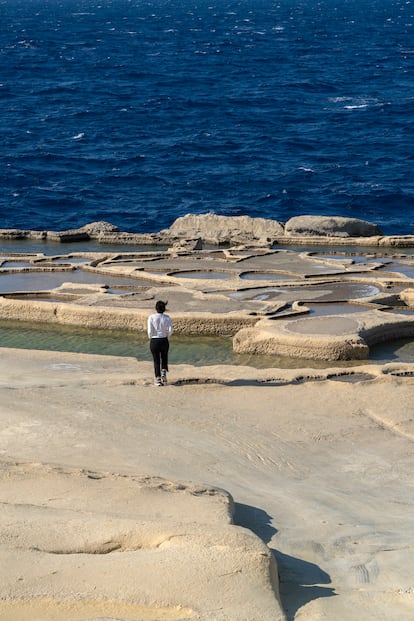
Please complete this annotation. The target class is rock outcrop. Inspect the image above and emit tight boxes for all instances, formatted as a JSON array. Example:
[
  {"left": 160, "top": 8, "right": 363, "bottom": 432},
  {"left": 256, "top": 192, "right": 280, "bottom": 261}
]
[
  {"left": 0, "top": 461, "right": 284, "bottom": 621},
  {"left": 233, "top": 311, "right": 414, "bottom": 361},
  {"left": 3, "top": 214, "right": 414, "bottom": 248},
  {"left": 79, "top": 221, "right": 120, "bottom": 235},
  {"left": 166, "top": 213, "right": 285, "bottom": 244},
  {"left": 47, "top": 221, "right": 120, "bottom": 243},
  {"left": 284, "top": 215, "right": 383, "bottom": 238}
]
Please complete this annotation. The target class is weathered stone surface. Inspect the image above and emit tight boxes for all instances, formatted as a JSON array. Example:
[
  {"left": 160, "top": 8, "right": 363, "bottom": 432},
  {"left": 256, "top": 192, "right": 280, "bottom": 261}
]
[
  {"left": 166, "top": 213, "right": 285, "bottom": 244},
  {"left": 169, "top": 237, "right": 203, "bottom": 251},
  {"left": 233, "top": 311, "right": 414, "bottom": 361},
  {"left": 0, "top": 461, "right": 283, "bottom": 621},
  {"left": 400, "top": 288, "right": 414, "bottom": 308},
  {"left": 96, "top": 231, "right": 168, "bottom": 246},
  {"left": 2, "top": 349, "right": 414, "bottom": 621},
  {"left": 79, "top": 221, "right": 120, "bottom": 235},
  {"left": 0, "top": 297, "right": 258, "bottom": 335},
  {"left": 45, "top": 222, "right": 120, "bottom": 243},
  {"left": 2, "top": 215, "right": 414, "bottom": 247},
  {"left": 378, "top": 235, "right": 414, "bottom": 247},
  {"left": 233, "top": 318, "right": 369, "bottom": 361},
  {"left": 46, "top": 230, "right": 90, "bottom": 242},
  {"left": 0, "top": 229, "right": 32, "bottom": 240},
  {"left": 27, "top": 230, "right": 47, "bottom": 240},
  {"left": 284, "top": 215, "right": 383, "bottom": 238}
]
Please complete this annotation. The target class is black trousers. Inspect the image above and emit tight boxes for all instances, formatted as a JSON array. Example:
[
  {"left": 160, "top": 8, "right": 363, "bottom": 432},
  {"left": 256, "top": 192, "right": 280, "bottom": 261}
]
[{"left": 150, "top": 337, "right": 169, "bottom": 377}]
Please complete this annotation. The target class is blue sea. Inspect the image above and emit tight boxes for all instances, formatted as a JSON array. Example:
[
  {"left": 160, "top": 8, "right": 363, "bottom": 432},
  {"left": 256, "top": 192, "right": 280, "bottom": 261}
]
[{"left": 1, "top": 0, "right": 414, "bottom": 236}]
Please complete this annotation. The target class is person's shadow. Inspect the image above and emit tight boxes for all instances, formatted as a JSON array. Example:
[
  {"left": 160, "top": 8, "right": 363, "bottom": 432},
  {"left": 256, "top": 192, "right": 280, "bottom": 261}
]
[{"left": 234, "top": 503, "right": 336, "bottom": 621}]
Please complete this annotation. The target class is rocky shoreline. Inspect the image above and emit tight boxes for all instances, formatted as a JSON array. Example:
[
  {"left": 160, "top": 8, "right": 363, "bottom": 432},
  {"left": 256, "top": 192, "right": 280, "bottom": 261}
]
[{"left": 2, "top": 213, "right": 414, "bottom": 247}]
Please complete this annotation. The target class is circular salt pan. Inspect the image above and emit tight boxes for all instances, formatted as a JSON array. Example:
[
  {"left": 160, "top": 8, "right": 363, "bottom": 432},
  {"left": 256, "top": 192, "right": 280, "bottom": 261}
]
[
  {"left": 286, "top": 316, "right": 359, "bottom": 336},
  {"left": 232, "top": 282, "right": 380, "bottom": 302}
]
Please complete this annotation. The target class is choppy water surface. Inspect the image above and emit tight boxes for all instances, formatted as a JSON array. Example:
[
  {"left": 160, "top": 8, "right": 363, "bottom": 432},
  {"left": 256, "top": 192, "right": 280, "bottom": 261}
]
[{"left": 1, "top": 0, "right": 413, "bottom": 234}]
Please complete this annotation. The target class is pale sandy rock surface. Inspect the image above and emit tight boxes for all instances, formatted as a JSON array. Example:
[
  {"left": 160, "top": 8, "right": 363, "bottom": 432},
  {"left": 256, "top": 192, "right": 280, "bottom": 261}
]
[
  {"left": 401, "top": 288, "right": 414, "bottom": 307},
  {"left": 1, "top": 348, "right": 414, "bottom": 620},
  {"left": 0, "top": 462, "right": 280, "bottom": 621},
  {"left": 1, "top": 222, "right": 414, "bottom": 619},
  {"left": 233, "top": 310, "right": 414, "bottom": 360}
]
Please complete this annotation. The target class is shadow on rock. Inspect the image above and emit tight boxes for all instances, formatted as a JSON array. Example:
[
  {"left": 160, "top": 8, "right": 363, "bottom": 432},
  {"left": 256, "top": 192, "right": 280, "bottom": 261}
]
[
  {"left": 234, "top": 502, "right": 278, "bottom": 543},
  {"left": 276, "top": 550, "right": 336, "bottom": 621},
  {"left": 234, "top": 503, "right": 336, "bottom": 621}
]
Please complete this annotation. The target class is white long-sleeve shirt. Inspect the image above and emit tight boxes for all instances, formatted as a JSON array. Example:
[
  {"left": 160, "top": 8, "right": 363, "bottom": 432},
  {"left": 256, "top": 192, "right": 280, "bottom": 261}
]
[{"left": 147, "top": 312, "right": 173, "bottom": 339}]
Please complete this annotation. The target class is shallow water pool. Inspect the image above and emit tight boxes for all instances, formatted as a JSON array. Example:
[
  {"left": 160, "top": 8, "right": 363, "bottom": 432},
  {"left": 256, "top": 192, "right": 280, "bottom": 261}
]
[
  {"left": 1, "top": 319, "right": 414, "bottom": 369},
  {"left": 0, "top": 270, "right": 152, "bottom": 293}
]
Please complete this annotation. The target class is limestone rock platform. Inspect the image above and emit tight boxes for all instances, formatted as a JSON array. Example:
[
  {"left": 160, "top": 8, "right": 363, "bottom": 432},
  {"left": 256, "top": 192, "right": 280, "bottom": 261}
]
[
  {"left": 1, "top": 347, "right": 414, "bottom": 620},
  {"left": 234, "top": 309, "right": 414, "bottom": 360},
  {"left": 1, "top": 214, "right": 414, "bottom": 362},
  {"left": 1, "top": 215, "right": 414, "bottom": 621},
  {"left": 0, "top": 461, "right": 281, "bottom": 621}
]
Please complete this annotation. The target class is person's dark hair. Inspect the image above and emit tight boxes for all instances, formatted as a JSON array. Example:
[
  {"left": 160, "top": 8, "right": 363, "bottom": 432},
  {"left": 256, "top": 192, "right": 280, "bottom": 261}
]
[{"left": 155, "top": 300, "right": 167, "bottom": 313}]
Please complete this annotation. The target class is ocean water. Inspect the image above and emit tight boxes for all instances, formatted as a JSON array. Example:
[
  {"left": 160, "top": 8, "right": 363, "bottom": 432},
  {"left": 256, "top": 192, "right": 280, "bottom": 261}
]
[{"left": 1, "top": 0, "right": 414, "bottom": 235}]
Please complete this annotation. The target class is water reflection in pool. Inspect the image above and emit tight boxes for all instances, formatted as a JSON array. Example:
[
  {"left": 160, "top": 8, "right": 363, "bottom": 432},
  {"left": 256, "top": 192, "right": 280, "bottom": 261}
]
[
  {"left": 387, "top": 262, "right": 414, "bottom": 279},
  {"left": 308, "top": 303, "right": 372, "bottom": 316}
]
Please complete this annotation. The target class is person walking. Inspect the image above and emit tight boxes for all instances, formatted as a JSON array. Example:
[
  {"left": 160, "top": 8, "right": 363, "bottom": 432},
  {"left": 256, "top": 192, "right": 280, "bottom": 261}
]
[{"left": 147, "top": 300, "right": 173, "bottom": 386}]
